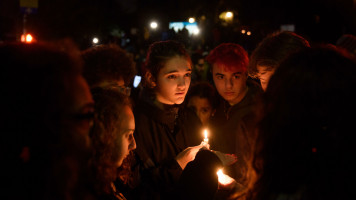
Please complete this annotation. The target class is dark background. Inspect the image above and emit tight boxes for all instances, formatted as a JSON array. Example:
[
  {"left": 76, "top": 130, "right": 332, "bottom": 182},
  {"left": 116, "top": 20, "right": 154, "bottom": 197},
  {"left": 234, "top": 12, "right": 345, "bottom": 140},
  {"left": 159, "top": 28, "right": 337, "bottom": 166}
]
[{"left": 1, "top": 0, "right": 355, "bottom": 50}]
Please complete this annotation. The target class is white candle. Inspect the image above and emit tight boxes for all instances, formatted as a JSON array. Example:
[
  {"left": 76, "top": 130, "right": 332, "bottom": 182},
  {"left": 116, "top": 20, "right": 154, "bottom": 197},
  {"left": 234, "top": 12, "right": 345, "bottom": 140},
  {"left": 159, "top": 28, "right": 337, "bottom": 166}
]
[{"left": 203, "top": 129, "right": 209, "bottom": 143}]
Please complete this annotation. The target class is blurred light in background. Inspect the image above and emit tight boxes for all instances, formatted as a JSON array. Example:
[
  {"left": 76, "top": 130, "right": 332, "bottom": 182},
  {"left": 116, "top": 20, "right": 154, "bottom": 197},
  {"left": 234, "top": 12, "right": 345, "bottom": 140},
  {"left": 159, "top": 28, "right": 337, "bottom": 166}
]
[
  {"left": 150, "top": 21, "right": 158, "bottom": 29},
  {"left": 188, "top": 17, "right": 195, "bottom": 23},
  {"left": 21, "top": 33, "right": 34, "bottom": 43},
  {"left": 219, "top": 11, "right": 234, "bottom": 22},
  {"left": 92, "top": 37, "right": 99, "bottom": 44}
]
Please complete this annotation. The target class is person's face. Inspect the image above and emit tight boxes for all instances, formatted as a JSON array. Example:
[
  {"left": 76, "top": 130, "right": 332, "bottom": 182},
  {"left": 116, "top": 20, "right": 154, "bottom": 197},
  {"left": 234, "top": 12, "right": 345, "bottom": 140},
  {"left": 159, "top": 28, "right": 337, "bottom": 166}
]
[
  {"left": 115, "top": 106, "right": 136, "bottom": 167},
  {"left": 155, "top": 56, "right": 192, "bottom": 105},
  {"left": 256, "top": 65, "right": 276, "bottom": 91},
  {"left": 196, "top": 58, "right": 205, "bottom": 72},
  {"left": 212, "top": 63, "right": 248, "bottom": 105},
  {"left": 69, "top": 75, "right": 95, "bottom": 138},
  {"left": 187, "top": 96, "right": 214, "bottom": 127}
]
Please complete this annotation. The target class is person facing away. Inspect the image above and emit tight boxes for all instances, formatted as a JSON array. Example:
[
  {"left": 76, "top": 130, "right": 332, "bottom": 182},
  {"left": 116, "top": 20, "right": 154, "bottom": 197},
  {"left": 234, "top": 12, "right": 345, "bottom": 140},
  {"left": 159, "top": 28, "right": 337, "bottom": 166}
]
[
  {"left": 249, "top": 45, "right": 356, "bottom": 200},
  {"left": 88, "top": 88, "right": 136, "bottom": 200},
  {"left": 82, "top": 43, "right": 137, "bottom": 96},
  {"left": 185, "top": 81, "right": 218, "bottom": 128},
  {"left": 128, "top": 40, "right": 214, "bottom": 199},
  {"left": 206, "top": 43, "right": 263, "bottom": 198},
  {"left": 248, "top": 31, "right": 310, "bottom": 91},
  {"left": 0, "top": 42, "right": 95, "bottom": 200}
]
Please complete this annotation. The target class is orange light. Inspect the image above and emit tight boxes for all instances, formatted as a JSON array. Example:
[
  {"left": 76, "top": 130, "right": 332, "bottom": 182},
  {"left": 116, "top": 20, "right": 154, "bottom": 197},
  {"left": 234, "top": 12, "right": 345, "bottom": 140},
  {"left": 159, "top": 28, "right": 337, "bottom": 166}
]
[
  {"left": 21, "top": 33, "right": 34, "bottom": 43},
  {"left": 217, "top": 169, "right": 235, "bottom": 185}
]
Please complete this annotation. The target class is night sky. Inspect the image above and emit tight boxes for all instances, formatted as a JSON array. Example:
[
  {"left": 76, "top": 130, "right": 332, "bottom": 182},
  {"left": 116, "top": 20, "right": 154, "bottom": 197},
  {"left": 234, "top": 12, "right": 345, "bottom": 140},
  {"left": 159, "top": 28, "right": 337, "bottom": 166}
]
[{"left": 1, "top": 0, "right": 355, "bottom": 49}]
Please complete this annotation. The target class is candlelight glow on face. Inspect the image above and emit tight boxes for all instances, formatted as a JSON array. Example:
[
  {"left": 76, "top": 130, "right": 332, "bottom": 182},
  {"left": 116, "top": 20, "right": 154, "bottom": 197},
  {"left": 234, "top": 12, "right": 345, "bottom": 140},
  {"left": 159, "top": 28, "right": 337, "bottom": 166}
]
[{"left": 217, "top": 169, "right": 234, "bottom": 185}]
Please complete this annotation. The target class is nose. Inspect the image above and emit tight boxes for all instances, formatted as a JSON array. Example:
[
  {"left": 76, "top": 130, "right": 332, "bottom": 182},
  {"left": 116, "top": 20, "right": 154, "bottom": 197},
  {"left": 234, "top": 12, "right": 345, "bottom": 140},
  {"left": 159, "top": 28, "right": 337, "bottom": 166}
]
[
  {"left": 225, "top": 77, "right": 233, "bottom": 89},
  {"left": 177, "top": 77, "right": 187, "bottom": 89},
  {"left": 129, "top": 137, "right": 136, "bottom": 151}
]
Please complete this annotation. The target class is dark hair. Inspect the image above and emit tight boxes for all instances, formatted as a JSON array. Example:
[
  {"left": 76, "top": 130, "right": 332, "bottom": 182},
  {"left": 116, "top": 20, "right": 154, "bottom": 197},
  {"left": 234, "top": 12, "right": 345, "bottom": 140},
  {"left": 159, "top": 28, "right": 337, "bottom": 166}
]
[
  {"left": 82, "top": 44, "right": 136, "bottom": 87},
  {"left": 143, "top": 40, "right": 191, "bottom": 87},
  {"left": 206, "top": 43, "right": 249, "bottom": 72},
  {"left": 89, "top": 88, "right": 132, "bottom": 195},
  {"left": 248, "top": 31, "right": 310, "bottom": 78},
  {"left": 185, "top": 82, "right": 218, "bottom": 109},
  {"left": 250, "top": 46, "right": 356, "bottom": 200},
  {"left": 0, "top": 42, "right": 90, "bottom": 200}
]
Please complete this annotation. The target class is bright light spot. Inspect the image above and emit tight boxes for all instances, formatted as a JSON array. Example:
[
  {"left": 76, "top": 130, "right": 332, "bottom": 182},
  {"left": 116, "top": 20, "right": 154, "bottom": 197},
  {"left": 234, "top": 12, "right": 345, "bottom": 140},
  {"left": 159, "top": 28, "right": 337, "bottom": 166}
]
[
  {"left": 92, "top": 37, "right": 99, "bottom": 44},
  {"left": 247, "top": 31, "right": 251, "bottom": 36},
  {"left": 188, "top": 17, "right": 195, "bottom": 23},
  {"left": 241, "top": 29, "right": 246, "bottom": 34},
  {"left": 226, "top": 11, "right": 233, "bottom": 19},
  {"left": 217, "top": 169, "right": 235, "bottom": 185},
  {"left": 150, "top": 21, "right": 158, "bottom": 29},
  {"left": 21, "top": 33, "right": 34, "bottom": 43},
  {"left": 193, "top": 28, "right": 200, "bottom": 35},
  {"left": 219, "top": 11, "right": 234, "bottom": 22},
  {"left": 133, "top": 75, "right": 142, "bottom": 88}
]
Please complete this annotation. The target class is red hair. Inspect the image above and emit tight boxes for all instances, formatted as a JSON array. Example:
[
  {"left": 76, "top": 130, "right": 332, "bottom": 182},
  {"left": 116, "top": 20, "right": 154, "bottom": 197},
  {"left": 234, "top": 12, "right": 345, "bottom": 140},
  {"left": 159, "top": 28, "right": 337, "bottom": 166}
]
[{"left": 206, "top": 43, "right": 249, "bottom": 72}]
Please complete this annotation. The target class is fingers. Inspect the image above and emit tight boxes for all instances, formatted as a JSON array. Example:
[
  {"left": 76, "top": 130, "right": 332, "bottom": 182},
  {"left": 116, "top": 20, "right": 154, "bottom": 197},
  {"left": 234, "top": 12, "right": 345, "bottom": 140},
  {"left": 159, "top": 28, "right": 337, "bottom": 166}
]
[{"left": 213, "top": 151, "right": 237, "bottom": 166}]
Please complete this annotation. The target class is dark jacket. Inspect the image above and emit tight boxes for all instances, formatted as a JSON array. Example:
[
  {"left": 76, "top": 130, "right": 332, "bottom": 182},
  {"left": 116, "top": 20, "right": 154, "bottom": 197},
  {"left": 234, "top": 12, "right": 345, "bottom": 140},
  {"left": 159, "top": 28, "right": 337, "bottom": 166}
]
[
  {"left": 129, "top": 93, "right": 202, "bottom": 199},
  {"left": 210, "top": 80, "right": 263, "bottom": 187}
]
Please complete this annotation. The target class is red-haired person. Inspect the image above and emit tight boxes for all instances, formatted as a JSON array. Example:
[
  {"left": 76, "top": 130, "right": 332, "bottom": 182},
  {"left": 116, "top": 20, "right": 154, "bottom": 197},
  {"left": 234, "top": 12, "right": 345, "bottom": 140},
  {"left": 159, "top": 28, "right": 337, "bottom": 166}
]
[{"left": 206, "top": 43, "right": 263, "bottom": 198}]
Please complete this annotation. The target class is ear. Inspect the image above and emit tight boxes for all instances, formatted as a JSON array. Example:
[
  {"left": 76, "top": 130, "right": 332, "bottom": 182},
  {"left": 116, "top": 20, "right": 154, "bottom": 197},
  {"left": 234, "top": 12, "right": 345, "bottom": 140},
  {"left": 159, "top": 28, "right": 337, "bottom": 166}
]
[{"left": 145, "top": 71, "right": 156, "bottom": 88}]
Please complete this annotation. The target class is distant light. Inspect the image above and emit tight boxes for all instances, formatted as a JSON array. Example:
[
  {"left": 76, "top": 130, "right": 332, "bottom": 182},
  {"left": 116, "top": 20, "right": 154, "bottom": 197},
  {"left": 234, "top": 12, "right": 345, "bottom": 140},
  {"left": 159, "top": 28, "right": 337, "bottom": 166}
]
[
  {"left": 219, "top": 11, "right": 234, "bottom": 22},
  {"left": 92, "top": 37, "right": 99, "bottom": 44},
  {"left": 133, "top": 75, "right": 142, "bottom": 88},
  {"left": 247, "top": 31, "right": 251, "bottom": 36},
  {"left": 193, "top": 28, "right": 200, "bottom": 35},
  {"left": 150, "top": 21, "right": 158, "bottom": 29},
  {"left": 241, "top": 29, "right": 246, "bottom": 34},
  {"left": 21, "top": 33, "right": 34, "bottom": 43},
  {"left": 226, "top": 12, "right": 233, "bottom": 19},
  {"left": 188, "top": 17, "right": 195, "bottom": 23}
]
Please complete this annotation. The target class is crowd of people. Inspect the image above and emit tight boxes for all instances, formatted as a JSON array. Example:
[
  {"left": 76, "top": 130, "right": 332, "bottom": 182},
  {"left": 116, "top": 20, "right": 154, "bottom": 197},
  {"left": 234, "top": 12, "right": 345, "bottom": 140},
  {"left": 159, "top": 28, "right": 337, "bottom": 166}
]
[{"left": 1, "top": 31, "right": 355, "bottom": 200}]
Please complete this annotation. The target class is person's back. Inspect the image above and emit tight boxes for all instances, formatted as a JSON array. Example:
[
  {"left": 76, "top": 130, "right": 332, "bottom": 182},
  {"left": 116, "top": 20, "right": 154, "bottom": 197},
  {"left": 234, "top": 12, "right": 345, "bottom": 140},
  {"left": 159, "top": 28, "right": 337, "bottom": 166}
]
[
  {"left": 250, "top": 45, "right": 356, "bottom": 200},
  {"left": 0, "top": 42, "right": 94, "bottom": 200}
]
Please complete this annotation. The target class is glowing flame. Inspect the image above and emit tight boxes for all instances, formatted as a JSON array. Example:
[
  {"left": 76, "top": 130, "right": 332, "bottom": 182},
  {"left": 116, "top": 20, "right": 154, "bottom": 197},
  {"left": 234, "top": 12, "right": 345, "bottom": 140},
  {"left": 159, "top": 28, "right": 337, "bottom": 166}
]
[{"left": 217, "top": 169, "right": 234, "bottom": 185}]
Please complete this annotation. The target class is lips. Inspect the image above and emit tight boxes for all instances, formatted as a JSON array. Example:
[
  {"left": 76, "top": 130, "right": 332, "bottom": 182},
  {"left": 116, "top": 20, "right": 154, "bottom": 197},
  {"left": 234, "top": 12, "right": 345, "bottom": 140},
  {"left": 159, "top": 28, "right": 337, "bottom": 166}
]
[
  {"left": 175, "top": 91, "right": 185, "bottom": 96},
  {"left": 224, "top": 92, "right": 235, "bottom": 96}
]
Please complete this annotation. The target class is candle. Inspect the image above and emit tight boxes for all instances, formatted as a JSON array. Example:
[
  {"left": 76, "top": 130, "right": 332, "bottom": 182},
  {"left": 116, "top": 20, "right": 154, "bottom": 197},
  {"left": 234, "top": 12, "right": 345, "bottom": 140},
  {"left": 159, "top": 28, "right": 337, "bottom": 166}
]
[
  {"left": 217, "top": 169, "right": 235, "bottom": 185},
  {"left": 203, "top": 129, "right": 209, "bottom": 143}
]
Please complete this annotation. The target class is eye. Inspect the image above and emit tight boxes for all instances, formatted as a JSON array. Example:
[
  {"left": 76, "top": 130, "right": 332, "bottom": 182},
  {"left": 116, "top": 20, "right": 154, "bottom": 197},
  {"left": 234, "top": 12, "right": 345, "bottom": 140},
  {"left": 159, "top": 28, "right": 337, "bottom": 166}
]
[
  {"left": 167, "top": 74, "right": 177, "bottom": 79},
  {"left": 216, "top": 75, "right": 224, "bottom": 80},
  {"left": 184, "top": 73, "right": 191, "bottom": 78},
  {"left": 233, "top": 74, "right": 240, "bottom": 79}
]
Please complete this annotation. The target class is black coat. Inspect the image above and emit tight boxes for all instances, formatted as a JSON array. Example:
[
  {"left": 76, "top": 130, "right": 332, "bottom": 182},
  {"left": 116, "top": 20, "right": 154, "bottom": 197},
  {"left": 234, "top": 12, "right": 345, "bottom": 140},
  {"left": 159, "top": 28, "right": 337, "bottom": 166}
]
[
  {"left": 210, "top": 80, "right": 263, "bottom": 187},
  {"left": 130, "top": 95, "right": 203, "bottom": 199}
]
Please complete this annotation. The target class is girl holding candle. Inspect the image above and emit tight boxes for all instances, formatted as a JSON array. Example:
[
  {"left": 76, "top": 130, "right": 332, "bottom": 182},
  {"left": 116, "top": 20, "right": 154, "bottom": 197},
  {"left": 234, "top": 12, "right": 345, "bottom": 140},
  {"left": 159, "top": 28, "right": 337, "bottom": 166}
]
[{"left": 128, "top": 40, "right": 229, "bottom": 199}]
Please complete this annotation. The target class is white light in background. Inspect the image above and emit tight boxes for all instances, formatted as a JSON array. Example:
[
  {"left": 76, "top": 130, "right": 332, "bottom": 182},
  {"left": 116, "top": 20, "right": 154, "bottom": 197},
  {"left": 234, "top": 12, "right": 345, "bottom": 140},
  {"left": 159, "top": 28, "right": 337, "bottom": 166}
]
[
  {"left": 92, "top": 37, "right": 99, "bottom": 44},
  {"left": 193, "top": 28, "right": 200, "bottom": 35},
  {"left": 188, "top": 17, "right": 195, "bottom": 23},
  {"left": 150, "top": 21, "right": 158, "bottom": 29}
]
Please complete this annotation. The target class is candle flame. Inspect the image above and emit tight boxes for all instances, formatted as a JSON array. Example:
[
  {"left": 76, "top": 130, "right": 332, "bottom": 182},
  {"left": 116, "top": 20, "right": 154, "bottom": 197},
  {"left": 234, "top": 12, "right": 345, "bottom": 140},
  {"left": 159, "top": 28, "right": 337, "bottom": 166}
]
[
  {"left": 204, "top": 129, "right": 208, "bottom": 139},
  {"left": 217, "top": 169, "right": 234, "bottom": 185}
]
